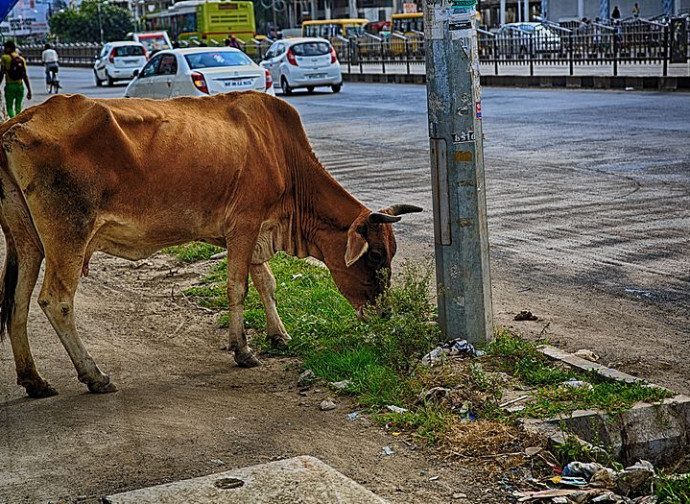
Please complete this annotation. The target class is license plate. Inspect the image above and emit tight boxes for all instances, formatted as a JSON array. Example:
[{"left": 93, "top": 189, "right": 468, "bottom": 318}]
[
  {"left": 224, "top": 79, "right": 253, "bottom": 88},
  {"left": 123, "top": 59, "right": 138, "bottom": 64},
  {"left": 307, "top": 74, "right": 326, "bottom": 79}
]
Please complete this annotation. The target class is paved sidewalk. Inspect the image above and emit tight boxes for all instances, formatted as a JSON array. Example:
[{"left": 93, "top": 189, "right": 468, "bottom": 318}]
[{"left": 342, "top": 61, "right": 690, "bottom": 89}]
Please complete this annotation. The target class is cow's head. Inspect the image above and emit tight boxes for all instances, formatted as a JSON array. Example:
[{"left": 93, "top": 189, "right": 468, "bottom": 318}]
[{"left": 332, "top": 204, "right": 422, "bottom": 314}]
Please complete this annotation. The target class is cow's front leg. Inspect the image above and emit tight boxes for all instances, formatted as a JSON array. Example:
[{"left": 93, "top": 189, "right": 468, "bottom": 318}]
[
  {"left": 226, "top": 234, "right": 262, "bottom": 368},
  {"left": 250, "top": 262, "right": 291, "bottom": 348}
]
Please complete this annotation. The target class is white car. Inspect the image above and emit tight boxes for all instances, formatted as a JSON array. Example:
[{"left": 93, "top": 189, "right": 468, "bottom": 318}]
[
  {"left": 495, "top": 23, "right": 562, "bottom": 56},
  {"left": 260, "top": 38, "right": 342, "bottom": 95},
  {"left": 94, "top": 41, "right": 148, "bottom": 87},
  {"left": 124, "top": 48, "right": 274, "bottom": 99}
]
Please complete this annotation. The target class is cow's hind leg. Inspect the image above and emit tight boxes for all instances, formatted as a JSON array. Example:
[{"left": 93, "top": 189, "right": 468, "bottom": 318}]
[
  {"left": 38, "top": 253, "right": 116, "bottom": 393},
  {"left": 1, "top": 228, "right": 56, "bottom": 398},
  {"left": 250, "top": 262, "right": 290, "bottom": 348}
]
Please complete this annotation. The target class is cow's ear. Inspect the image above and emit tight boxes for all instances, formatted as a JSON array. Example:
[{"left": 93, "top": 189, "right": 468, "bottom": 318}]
[{"left": 345, "top": 226, "right": 369, "bottom": 267}]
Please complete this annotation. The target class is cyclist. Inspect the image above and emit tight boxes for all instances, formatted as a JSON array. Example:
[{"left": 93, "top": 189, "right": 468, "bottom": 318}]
[{"left": 41, "top": 43, "right": 59, "bottom": 90}]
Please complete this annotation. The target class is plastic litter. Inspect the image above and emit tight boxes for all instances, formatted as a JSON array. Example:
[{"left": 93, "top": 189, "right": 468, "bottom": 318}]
[
  {"left": 559, "top": 379, "right": 594, "bottom": 391},
  {"left": 421, "top": 338, "right": 484, "bottom": 365},
  {"left": 386, "top": 405, "right": 408, "bottom": 414},
  {"left": 563, "top": 462, "right": 606, "bottom": 480},
  {"left": 329, "top": 379, "right": 352, "bottom": 391},
  {"left": 381, "top": 446, "right": 394, "bottom": 456},
  {"left": 574, "top": 349, "right": 600, "bottom": 362},
  {"left": 347, "top": 412, "right": 360, "bottom": 421},
  {"left": 298, "top": 369, "right": 316, "bottom": 386},
  {"left": 421, "top": 347, "right": 447, "bottom": 366},
  {"left": 550, "top": 475, "right": 589, "bottom": 487}
]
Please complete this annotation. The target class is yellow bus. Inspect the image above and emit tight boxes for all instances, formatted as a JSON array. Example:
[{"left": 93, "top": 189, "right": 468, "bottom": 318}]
[
  {"left": 301, "top": 19, "right": 369, "bottom": 39},
  {"left": 390, "top": 12, "right": 423, "bottom": 55},
  {"left": 146, "top": 0, "right": 256, "bottom": 43},
  {"left": 390, "top": 12, "right": 423, "bottom": 34}
]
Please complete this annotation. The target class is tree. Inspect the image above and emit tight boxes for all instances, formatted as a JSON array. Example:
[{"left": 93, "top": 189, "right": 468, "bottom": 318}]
[{"left": 49, "top": 0, "right": 134, "bottom": 43}]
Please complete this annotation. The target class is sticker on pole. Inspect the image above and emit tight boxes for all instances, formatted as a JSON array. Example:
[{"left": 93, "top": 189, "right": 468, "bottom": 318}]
[
  {"left": 448, "top": 7, "right": 472, "bottom": 31},
  {"left": 475, "top": 100, "right": 482, "bottom": 119},
  {"left": 451, "top": 0, "right": 477, "bottom": 6},
  {"left": 452, "top": 130, "right": 475, "bottom": 143}
]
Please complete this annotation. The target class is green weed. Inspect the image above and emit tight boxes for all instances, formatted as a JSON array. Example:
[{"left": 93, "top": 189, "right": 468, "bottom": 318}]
[
  {"left": 656, "top": 472, "right": 690, "bottom": 503},
  {"left": 164, "top": 242, "right": 224, "bottom": 262}
]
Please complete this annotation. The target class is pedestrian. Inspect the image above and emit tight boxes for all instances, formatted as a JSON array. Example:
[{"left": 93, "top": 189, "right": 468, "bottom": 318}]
[
  {"left": 632, "top": 2, "right": 639, "bottom": 17},
  {"left": 225, "top": 35, "right": 241, "bottom": 49},
  {"left": 611, "top": 5, "right": 620, "bottom": 19},
  {"left": 0, "top": 40, "right": 31, "bottom": 118}
]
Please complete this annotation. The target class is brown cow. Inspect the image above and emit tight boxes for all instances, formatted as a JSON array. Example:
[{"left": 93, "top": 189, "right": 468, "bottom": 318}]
[{"left": 0, "top": 92, "right": 420, "bottom": 398}]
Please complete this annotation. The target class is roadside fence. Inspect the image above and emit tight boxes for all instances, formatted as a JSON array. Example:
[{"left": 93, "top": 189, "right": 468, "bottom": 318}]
[{"left": 19, "top": 16, "right": 689, "bottom": 77}]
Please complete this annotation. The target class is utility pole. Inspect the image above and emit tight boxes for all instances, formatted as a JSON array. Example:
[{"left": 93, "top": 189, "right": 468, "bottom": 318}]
[{"left": 424, "top": 0, "right": 493, "bottom": 345}]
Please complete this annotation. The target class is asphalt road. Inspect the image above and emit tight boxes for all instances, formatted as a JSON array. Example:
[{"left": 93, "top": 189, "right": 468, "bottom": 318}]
[{"left": 23, "top": 65, "right": 690, "bottom": 393}]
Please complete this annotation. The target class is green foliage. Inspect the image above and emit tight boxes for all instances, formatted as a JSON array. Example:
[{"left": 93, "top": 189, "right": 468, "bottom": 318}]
[
  {"left": 164, "top": 242, "right": 224, "bottom": 263},
  {"left": 185, "top": 253, "right": 442, "bottom": 423},
  {"left": 375, "top": 406, "right": 453, "bottom": 445},
  {"left": 49, "top": 0, "right": 134, "bottom": 43},
  {"left": 656, "top": 472, "right": 690, "bottom": 503}
]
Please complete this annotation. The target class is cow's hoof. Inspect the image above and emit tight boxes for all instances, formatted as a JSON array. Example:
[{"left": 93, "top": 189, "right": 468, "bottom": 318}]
[
  {"left": 269, "top": 333, "right": 291, "bottom": 350},
  {"left": 234, "top": 351, "right": 262, "bottom": 368},
  {"left": 25, "top": 382, "right": 59, "bottom": 399},
  {"left": 87, "top": 381, "right": 118, "bottom": 394}
]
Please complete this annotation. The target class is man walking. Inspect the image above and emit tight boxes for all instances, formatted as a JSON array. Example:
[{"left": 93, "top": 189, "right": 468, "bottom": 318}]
[{"left": 0, "top": 41, "right": 32, "bottom": 118}]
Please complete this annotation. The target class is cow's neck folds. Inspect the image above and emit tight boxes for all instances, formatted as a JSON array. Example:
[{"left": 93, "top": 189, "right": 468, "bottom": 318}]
[{"left": 288, "top": 154, "right": 364, "bottom": 270}]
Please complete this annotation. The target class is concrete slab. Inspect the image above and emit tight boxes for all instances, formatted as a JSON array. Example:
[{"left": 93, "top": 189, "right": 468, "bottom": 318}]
[{"left": 104, "top": 456, "right": 389, "bottom": 504}]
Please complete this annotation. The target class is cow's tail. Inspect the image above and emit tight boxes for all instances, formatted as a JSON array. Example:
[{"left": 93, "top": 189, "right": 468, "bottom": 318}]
[
  {"left": 0, "top": 242, "right": 18, "bottom": 343},
  {"left": 0, "top": 146, "right": 17, "bottom": 343}
]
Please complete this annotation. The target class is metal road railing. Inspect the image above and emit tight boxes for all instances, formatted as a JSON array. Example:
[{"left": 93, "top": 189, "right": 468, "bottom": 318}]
[{"left": 19, "top": 16, "right": 689, "bottom": 78}]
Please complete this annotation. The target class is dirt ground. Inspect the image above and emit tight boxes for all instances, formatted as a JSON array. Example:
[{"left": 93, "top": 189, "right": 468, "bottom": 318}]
[{"left": 0, "top": 251, "right": 510, "bottom": 504}]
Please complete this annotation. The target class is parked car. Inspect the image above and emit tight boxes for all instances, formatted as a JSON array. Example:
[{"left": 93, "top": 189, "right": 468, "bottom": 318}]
[
  {"left": 495, "top": 22, "right": 561, "bottom": 56},
  {"left": 94, "top": 41, "right": 148, "bottom": 87},
  {"left": 124, "top": 48, "right": 274, "bottom": 99},
  {"left": 260, "top": 37, "right": 342, "bottom": 95}
]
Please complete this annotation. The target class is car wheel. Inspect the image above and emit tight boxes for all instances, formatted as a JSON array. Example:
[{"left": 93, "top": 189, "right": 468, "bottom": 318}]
[
  {"left": 306, "top": 86, "right": 314, "bottom": 94},
  {"left": 106, "top": 72, "right": 115, "bottom": 87},
  {"left": 94, "top": 70, "right": 103, "bottom": 87},
  {"left": 331, "top": 83, "right": 342, "bottom": 94},
  {"left": 281, "top": 77, "right": 293, "bottom": 96}
]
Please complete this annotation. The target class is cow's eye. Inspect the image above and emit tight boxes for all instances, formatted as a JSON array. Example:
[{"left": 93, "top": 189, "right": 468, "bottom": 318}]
[{"left": 368, "top": 250, "right": 385, "bottom": 266}]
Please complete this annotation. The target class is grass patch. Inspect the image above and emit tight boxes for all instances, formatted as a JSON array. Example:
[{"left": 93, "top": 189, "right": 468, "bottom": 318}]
[
  {"left": 656, "top": 472, "right": 690, "bottom": 503},
  {"left": 164, "top": 242, "right": 224, "bottom": 262},
  {"left": 480, "top": 330, "right": 673, "bottom": 420},
  {"left": 183, "top": 253, "right": 674, "bottom": 450}
]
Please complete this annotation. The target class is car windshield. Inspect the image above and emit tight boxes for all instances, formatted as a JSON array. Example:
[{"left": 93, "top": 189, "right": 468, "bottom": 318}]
[
  {"left": 114, "top": 46, "right": 146, "bottom": 57},
  {"left": 138, "top": 36, "right": 170, "bottom": 53},
  {"left": 184, "top": 51, "right": 254, "bottom": 69},
  {"left": 291, "top": 42, "right": 330, "bottom": 56}
]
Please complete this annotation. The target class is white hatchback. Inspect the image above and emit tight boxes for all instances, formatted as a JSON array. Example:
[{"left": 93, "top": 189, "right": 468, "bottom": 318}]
[
  {"left": 94, "top": 41, "right": 148, "bottom": 87},
  {"left": 124, "top": 48, "right": 274, "bottom": 99},
  {"left": 260, "top": 38, "right": 342, "bottom": 95}
]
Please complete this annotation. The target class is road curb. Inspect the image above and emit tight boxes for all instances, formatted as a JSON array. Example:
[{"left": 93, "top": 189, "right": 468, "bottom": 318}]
[
  {"left": 520, "top": 346, "right": 690, "bottom": 466},
  {"left": 342, "top": 72, "right": 690, "bottom": 91}
]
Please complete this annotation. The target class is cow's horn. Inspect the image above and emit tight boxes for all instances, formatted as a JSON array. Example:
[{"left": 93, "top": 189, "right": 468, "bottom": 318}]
[
  {"left": 383, "top": 204, "right": 423, "bottom": 216},
  {"left": 369, "top": 212, "right": 401, "bottom": 224}
]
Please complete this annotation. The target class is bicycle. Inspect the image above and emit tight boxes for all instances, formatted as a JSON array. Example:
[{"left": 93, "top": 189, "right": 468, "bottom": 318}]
[{"left": 45, "top": 64, "right": 60, "bottom": 94}]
